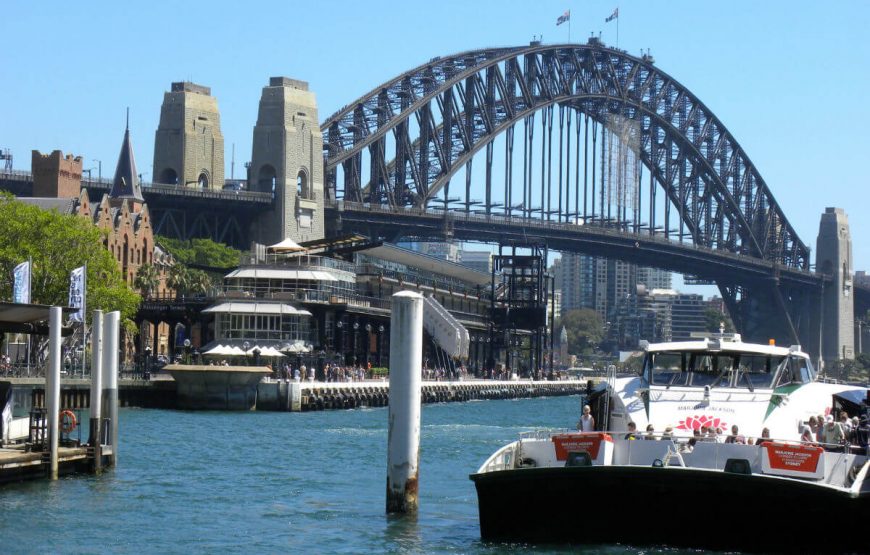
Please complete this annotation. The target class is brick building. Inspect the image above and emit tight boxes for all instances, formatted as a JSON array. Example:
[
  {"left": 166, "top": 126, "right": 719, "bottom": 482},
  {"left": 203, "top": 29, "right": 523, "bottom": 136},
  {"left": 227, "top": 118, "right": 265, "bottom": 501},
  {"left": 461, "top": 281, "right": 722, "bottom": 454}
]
[{"left": 31, "top": 150, "right": 83, "bottom": 198}]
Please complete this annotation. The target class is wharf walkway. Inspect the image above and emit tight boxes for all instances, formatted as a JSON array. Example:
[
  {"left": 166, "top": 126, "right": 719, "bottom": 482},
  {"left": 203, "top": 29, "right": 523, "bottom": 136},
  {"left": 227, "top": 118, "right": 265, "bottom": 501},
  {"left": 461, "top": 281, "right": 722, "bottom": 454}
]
[
  {"left": 257, "top": 379, "right": 591, "bottom": 412},
  {"left": 3, "top": 376, "right": 593, "bottom": 412}
]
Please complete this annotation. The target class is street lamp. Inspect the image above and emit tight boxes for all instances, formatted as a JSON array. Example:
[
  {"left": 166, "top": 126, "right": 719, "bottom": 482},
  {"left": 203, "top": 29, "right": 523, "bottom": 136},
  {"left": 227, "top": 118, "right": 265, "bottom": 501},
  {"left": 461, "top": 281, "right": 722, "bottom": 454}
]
[
  {"left": 183, "top": 339, "right": 191, "bottom": 364},
  {"left": 243, "top": 341, "right": 250, "bottom": 365}
]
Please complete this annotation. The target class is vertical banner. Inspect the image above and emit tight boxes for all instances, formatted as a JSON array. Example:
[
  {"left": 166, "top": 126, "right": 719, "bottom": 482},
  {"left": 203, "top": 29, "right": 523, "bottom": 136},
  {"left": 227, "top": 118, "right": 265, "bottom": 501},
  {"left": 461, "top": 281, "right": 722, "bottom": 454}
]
[
  {"left": 13, "top": 261, "right": 31, "bottom": 304},
  {"left": 69, "top": 266, "right": 86, "bottom": 322}
]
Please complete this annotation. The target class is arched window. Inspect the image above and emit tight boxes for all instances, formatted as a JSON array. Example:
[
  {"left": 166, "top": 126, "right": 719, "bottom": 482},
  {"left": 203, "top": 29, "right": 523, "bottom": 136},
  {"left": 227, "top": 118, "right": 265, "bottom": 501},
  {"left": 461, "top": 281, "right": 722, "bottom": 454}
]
[
  {"left": 158, "top": 168, "right": 178, "bottom": 185},
  {"left": 198, "top": 172, "right": 209, "bottom": 188},
  {"left": 257, "top": 165, "right": 277, "bottom": 194},
  {"left": 297, "top": 169, "right": 309, "bottom": 199}
]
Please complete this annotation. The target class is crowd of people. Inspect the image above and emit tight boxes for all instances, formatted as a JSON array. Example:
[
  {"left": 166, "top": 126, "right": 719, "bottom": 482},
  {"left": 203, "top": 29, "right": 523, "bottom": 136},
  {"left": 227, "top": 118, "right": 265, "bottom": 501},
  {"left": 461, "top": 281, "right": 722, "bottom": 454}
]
[{"left": 576, "top": 404, "right": 870, "bottom": 454}]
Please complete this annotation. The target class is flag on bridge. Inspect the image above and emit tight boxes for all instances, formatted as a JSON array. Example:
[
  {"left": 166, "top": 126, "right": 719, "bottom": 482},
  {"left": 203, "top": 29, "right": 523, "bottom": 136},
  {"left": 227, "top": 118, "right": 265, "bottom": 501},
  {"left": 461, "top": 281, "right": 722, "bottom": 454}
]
[
  {"left": 12, "top": 260, "right": 31, "bottom": 304},
  {"left": 68, "top": 266, "right": 86, "bottom": 323},
  {"left": 557, "top": 10, "right": 570, "bottom": 25},
  {"left": 606, "top": 8, "right": 619, "bottom": 22}
]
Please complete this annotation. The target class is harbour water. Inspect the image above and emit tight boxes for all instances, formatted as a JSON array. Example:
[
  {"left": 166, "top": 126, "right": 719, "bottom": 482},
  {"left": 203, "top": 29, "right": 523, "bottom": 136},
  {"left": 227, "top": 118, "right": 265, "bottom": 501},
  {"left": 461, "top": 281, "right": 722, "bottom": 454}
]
[{"left": 0, "top": 396, "right": 694, "bottom": 554}]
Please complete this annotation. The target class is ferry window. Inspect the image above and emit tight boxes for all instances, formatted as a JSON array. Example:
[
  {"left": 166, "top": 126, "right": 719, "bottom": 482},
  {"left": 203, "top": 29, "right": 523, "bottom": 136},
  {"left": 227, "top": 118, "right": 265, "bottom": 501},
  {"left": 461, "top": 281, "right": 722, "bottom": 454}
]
[
  {"left": 734, "top": 354, "right": 779, "bottom": 389},
  {"left": 775, "top": 356, "right": 811, "bottom": 387},
  {"left": 648, "top": 352, "right": 685, "bottom": 386}
]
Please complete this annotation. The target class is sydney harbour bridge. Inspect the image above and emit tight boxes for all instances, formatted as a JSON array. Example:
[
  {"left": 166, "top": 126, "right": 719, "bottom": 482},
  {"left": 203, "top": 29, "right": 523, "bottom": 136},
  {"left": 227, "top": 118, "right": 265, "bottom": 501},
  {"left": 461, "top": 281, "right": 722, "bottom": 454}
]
[
  {"left": 4, "top": 39, "right": 864, "bottom": 360},
  {"left": 321, "top": 39, "right": 854, "bottom": 359}
]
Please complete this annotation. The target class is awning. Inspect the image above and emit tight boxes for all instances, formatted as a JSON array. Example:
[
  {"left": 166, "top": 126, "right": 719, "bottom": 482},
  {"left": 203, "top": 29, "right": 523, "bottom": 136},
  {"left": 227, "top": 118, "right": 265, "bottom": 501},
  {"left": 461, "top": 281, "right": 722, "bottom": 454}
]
[
  {"left": 202, "top": 302, "right": 313, "bottom": 316},
  {"left": 251, "top": 346, "right": 285, "bottom": 358},
  {"left": 266, "top": 238, "right": 306, "bottom": 253},
  {"left": 282, "top": 342, "right": 312, "bottom": 354},
  {"left": 202, "top": 344, "right": 230, "bottom": 356},
  {"left": 224, "top": 268, "right": 338, "bottom": 281}
]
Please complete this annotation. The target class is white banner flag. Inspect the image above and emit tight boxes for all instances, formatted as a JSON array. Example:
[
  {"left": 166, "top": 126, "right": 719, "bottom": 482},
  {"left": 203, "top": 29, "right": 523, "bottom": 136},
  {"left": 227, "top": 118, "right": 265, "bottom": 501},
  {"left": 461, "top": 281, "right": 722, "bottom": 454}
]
[
  {"left": 12, "top": 261, "right": 31, "bottom": 304},
  {"left": 68, "top": 266, "right": 86, "bottom": 322}
]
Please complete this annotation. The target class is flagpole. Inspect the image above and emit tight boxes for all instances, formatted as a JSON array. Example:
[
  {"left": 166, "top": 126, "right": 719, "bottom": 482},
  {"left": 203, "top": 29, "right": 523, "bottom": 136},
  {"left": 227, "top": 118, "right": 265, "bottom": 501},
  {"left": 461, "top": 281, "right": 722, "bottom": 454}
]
[
  {"left": 568, "top": 12, "right": 571, "bottom": 42},
  {"left": 27, "top": 257, "right": 32, "bottom": 375},
  {"left": 617, "top": 5, "right": 620, "bottom": 48},
  {"left": 82, "top": 264, "right": 87, "bottom": 377}
]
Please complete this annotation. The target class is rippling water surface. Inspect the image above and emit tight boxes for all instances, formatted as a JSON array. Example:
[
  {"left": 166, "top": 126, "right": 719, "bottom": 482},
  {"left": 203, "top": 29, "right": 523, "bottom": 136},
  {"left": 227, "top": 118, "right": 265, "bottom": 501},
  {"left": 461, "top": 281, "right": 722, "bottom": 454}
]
[{"left": 0, "top": 396, "right": 700, "bottom": 554}]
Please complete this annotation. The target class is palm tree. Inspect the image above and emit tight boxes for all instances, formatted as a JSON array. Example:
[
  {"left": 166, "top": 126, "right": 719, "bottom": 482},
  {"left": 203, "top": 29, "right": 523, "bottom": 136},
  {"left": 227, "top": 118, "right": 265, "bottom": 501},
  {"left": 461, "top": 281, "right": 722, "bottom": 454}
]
[
  {"left": 134, "top": 263, "right": 161, "bottom": 298},
  {"left": 188, "top": 269, "right": 214, "bottom": 296},
  {"left": 167, "top": 264, "right": 190, "bottom": 297}
]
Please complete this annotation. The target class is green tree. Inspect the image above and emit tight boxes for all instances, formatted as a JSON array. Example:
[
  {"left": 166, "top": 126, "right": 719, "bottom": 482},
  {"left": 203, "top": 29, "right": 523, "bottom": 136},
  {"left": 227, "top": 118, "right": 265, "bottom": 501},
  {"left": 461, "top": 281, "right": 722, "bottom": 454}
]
[
  {"left": 555, "top": 309, "right": 604, "bottom": 355},
  {"left": 187, "top": 269, "right": 214, "bottom": 295},
  {"left": 0, "top": 194, "right": 140, "bottom": 320},
  {"left": 167, "top": 264, "right": 191, "bottom": 294},
  {"left": 704, "top": 306, "right": 734, "bottom": 333},
  {"left": 156, "top": 236, "right": 241, "bottom": 268},
  {"left": 134, "top": 263, "right": 161, "bottom": 298}
]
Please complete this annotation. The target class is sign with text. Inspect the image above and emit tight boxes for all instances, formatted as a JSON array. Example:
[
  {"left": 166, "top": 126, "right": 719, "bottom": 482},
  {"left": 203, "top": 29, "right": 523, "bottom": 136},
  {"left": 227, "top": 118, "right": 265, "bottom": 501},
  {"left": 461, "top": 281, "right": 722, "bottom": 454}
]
[
  {"left": 762, "top": 442, "right": 824, "bottom": 479},
  {"left": 68, "top": 266, "right": 86, "bottom": 322},
  {"left": 552, "top": 433, "right": 612, "bottom": 461}
]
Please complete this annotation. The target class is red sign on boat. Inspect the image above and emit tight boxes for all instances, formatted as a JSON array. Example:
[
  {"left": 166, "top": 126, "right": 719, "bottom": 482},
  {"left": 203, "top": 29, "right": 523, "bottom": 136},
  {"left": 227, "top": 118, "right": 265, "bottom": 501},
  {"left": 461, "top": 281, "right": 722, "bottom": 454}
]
[
  {"left": 762, "top": 442, "right": 825, "bottom": 479},
  {"left": 551, "top": 433, "right": 612, "bottom": 461}
]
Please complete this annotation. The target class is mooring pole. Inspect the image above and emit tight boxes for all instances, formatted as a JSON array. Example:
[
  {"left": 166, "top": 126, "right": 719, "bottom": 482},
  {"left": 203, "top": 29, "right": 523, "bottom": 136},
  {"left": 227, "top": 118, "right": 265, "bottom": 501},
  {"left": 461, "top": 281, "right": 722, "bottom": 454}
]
[
  {"left": 102, "top": 311, "right": 120, "bottom": 466},
  {"left": 89, "top": 310, "right": 103, "bottom": 473},
  {"left": 47, "top": 306, "right": 62, "bottom": 480},
  {"left": 386, "top": 291, "right": 424, "bottom": 514}
]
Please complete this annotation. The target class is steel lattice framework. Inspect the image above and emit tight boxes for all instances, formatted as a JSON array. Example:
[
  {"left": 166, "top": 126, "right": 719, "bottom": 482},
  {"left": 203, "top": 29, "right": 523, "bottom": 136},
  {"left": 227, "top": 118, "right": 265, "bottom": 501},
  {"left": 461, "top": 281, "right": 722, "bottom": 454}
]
[{"left": 322, "top": 41, "right": 810, "bottom": 270}]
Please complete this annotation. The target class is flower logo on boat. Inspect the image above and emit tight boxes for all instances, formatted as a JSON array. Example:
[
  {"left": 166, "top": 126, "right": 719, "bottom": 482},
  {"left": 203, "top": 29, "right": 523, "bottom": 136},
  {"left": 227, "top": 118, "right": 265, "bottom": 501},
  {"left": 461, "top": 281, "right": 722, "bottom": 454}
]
[{"left": 675, "top": 415, "right": 727, "bottom": 431}]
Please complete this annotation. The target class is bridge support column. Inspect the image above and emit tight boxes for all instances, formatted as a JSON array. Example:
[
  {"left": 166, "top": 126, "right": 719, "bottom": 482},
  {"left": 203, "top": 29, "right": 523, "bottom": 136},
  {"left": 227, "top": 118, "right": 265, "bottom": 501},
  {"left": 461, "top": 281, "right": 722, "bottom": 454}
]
[{"left": 816, "top": 207, "right": 854, "bottom": 369}]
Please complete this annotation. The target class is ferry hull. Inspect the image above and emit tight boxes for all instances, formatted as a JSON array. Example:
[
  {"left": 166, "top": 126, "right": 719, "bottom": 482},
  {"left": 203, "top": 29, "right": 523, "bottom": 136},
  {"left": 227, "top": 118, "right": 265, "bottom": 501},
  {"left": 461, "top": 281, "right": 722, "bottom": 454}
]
[{"left": 471, "top": 465, "right": 870, "bottom": 552}]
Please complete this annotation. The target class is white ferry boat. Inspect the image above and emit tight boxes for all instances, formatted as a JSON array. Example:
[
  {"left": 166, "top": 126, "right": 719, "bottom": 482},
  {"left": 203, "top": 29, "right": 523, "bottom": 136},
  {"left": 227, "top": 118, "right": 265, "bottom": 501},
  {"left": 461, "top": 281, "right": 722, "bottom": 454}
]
[{"left": 470, "top": 334, "right": 870, "bottom": 551}]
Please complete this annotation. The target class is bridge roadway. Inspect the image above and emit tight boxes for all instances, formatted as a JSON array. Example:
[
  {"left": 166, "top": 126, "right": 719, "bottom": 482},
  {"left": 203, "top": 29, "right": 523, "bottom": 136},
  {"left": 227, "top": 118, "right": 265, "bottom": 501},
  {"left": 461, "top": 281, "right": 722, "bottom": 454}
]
[
  {"left": 328, "top": 200, "right": 826, "bottom": 290},
  {"left": 0, "top": 170, "right": 273, "bottom": 204}
]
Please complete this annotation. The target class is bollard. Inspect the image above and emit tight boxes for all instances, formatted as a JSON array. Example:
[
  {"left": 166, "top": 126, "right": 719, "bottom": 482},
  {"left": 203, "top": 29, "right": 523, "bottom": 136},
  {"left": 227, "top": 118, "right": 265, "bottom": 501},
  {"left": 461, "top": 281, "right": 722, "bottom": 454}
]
[
  {"left": 47, "top": 306, "right": 62, "bottom": 480},
  {"left": 101, "top": 311, "right": 120, "bottom": 466},
  {"left": 386, "top": 291, "right": 424, "bottom": 514},
  {"left": 90, "top": 310, "right": 103, "bottom": 473}
]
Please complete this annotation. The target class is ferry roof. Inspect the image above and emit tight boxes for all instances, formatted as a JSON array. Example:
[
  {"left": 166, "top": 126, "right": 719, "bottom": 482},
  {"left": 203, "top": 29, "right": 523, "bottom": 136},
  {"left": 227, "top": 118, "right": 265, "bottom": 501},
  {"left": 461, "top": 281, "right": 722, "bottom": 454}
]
[{"left": 643, "top": 338, "right": 807, "bottom": 358}]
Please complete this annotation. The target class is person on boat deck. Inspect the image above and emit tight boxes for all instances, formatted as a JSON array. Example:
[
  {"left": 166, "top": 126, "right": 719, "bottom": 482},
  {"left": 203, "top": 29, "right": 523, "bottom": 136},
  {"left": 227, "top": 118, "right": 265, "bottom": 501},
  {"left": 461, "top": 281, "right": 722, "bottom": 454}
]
[
  {"left": 661, "top": 426, "right": 674, "bottom": 441},
  {"left": 799, "top": 421, "right": 815, "bottom": 444},
  {"left": 644, "top": 424, "right": 655, "bottom": 440},
  {"left": 816, "top": 414, "right": 828, "bottom": 445},
  {"left": 577, "top": 405, "right": 595, "bottom": 432},
  {"left": 823, "top": 415, "right": 845, "bottom": 451},
  {"left": 624, "top": 422, "right": 638, "bottom": 440},
  {"left": 755, "top": 427, "right": 772, "bottom": 445},
  {"left": 725, "top": 425, "right": 746, "bottom": 444},
  {"left": 808, "top": 416, "right": 820, "bottom": 441}
]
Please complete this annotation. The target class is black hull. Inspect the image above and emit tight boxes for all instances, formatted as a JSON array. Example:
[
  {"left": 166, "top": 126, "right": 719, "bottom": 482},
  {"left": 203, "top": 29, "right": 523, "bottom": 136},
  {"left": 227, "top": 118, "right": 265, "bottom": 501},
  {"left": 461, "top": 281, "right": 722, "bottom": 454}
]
[{"left": 471, "top": 466, "right": 870, "bottom": 552}]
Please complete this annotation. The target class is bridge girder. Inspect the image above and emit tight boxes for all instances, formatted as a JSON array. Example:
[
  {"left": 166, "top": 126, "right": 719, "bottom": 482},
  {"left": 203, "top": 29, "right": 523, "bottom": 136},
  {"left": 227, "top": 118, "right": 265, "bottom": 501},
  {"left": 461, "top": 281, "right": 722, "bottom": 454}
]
[{"left": 322, "top": 42, "right": 809, "bottom": 270}]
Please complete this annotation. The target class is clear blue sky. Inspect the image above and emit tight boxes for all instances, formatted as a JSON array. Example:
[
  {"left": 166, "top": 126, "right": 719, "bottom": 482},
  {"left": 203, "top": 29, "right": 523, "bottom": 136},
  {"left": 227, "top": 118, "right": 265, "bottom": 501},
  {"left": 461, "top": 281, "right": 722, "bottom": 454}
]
[{"left": 2, "top": 0, "right": 868, "bottom": 282}]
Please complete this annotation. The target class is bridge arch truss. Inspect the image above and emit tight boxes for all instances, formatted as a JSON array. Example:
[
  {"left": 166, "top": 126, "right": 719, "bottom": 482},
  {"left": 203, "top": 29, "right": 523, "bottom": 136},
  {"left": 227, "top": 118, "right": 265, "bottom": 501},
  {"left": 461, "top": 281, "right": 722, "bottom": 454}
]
[{"left": 322, "top": 41, "right": 809, "bottom": 271}]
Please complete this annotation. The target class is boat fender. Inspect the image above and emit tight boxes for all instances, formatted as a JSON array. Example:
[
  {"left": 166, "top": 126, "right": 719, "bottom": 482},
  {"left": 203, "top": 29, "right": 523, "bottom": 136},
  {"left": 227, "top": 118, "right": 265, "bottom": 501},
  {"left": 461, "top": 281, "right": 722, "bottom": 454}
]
[{"left": 59, "top": 409, "right": 77, "bottom": 433}]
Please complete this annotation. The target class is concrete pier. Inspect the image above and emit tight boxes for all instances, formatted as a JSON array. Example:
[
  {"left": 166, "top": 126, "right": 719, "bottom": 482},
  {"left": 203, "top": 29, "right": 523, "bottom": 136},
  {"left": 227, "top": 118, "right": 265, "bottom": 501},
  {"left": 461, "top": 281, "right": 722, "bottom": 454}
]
[{"left": 165, "top": 365, "right": 272, "bottom": 410}]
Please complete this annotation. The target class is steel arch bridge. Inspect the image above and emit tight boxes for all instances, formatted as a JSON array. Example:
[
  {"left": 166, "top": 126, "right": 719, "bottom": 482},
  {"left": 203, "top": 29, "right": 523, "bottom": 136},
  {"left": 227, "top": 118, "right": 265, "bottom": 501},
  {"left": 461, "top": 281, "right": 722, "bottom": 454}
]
[{"left": 320, "top": 39, "right": 823, "bottom": 349}]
